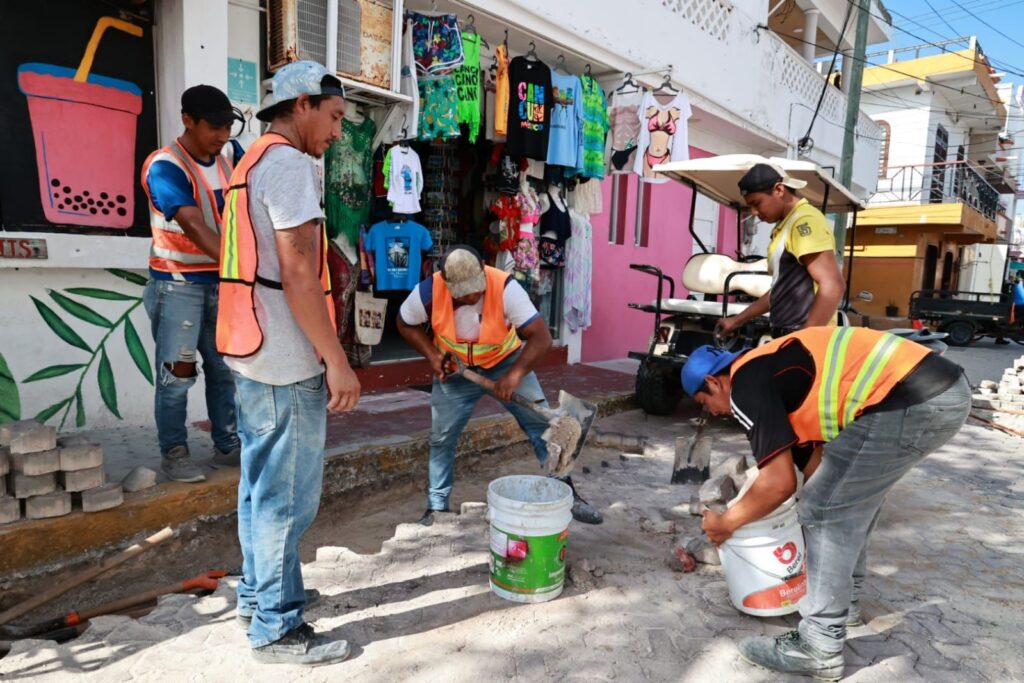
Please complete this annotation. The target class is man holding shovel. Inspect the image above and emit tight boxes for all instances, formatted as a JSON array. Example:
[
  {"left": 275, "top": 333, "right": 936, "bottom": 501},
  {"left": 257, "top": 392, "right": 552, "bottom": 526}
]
[
  {"left": 681, "top": 328, "right": 968, "bottom": 680},
  {"left": 397, "top": 245, "right": 603, "bottom": 526}
]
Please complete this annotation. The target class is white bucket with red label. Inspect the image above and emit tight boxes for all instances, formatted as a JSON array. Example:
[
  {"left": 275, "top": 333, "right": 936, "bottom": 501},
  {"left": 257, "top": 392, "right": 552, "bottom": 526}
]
[{"left": 719, "top": 496, "right": 806, "bottom": 617}]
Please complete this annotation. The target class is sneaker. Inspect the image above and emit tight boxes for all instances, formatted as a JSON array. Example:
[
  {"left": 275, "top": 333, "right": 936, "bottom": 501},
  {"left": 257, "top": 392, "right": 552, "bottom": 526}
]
[
  {"left": 558, "top": 477, "right": 603, "bottom": 525},
  {"left": 161, "top": 445, "right": 206, "bottom": 483},
  {"left": 251, "top": 623, "right": 350, "bottom": 666},
  {"left": 237, "top": 589, "right": 322, "bottom": 629},
  {"left": 847, "top": 600, "right": 863, "bottom": 627},
  {"left": 738, "top": 631, "right": 844, "bottom": 682},
  {"left": 212, "top": 445, "right": 241, "bottom": 468},
  {"left": 417, "top": 507, "right": 449, "bottom": 526}
]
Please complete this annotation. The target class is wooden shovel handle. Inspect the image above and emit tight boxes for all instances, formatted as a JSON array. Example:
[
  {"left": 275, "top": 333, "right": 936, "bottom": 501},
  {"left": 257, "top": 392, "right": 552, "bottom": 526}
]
[{"left": 459, "top": 367, "right": 555, "bottom": 419}]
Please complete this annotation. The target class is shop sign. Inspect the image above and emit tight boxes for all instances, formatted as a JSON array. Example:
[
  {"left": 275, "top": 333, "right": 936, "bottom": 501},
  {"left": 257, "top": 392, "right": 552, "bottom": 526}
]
[
  {"left": 0, "top": 238, "right": 48, "bottom": 259},
  {"left": 874, "top": 227, "right": 898, "bottom": 234},
  {"left": 228, "top": 58, "right": 259, "bottom": 105}
]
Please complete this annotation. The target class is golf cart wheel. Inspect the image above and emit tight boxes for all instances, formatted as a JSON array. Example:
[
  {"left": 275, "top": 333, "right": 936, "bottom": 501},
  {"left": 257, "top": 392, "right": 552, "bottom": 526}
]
[
  {"left": 942, "top": 321, "right": 974, "bottom": 347},
  {"left": 636, "top": 361, "right": 682, "bottom": 416}
]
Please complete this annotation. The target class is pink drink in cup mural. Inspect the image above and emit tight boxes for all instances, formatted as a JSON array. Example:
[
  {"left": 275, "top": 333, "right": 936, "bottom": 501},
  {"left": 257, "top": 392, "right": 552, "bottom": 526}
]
[{"left": 16, "top": 18, "right": 143, "bottom": 229}]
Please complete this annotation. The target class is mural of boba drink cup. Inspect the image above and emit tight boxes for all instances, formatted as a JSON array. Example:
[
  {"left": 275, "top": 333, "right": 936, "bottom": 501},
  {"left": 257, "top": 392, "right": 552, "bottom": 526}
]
[{"left": 17, "top": 17, "right": 143, "bottom": 229}]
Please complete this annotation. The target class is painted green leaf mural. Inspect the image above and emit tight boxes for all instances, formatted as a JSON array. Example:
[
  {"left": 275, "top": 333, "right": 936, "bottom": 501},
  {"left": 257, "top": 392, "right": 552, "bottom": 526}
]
[
  {"left": 36, "top": 397, "right": 72, "bottom": 423},
  {"left": 32, "top": 297, "right": 92, "bottom": 353},
  {"left": 0, "top": 351, "right": 20, "bottom": 422},
  {"left": 75, "top": 388, "right": 86, "bottom": 428},
  {"left": 65, "top": 287, "right": 141, "bottom": 302},
  {"left": 49, "top": 290, "right": 113, "bottom": 328},
  {"left": 23, "top": 364, "right": 87, "bottom": 383},
  {"left": 97, "top": 347, "right": 121, "bottom": 420},
  {"left": 106, "top": 268, "right": 148, "bottom": 286},
  {"left": 124, "top": 318, "right": 154, "bottom": 385}
]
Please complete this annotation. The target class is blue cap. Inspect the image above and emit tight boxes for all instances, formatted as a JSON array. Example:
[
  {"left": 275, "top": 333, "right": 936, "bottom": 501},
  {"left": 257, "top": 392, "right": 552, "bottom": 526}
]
[
  {"left": 257, "top": 61, "right": 346, "bottom": 122},
  {"left": 681, "top": 345, "right": 747, "bottom": 397}
]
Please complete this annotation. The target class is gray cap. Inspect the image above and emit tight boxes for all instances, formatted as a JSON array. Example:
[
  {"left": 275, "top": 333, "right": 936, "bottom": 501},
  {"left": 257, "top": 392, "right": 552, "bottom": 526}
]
[
  {"left": 257, "top": 60, "right": 345, "bottom": 122},
  {"left": 441, "top": 247, "right": 487, "bottom": 298}
]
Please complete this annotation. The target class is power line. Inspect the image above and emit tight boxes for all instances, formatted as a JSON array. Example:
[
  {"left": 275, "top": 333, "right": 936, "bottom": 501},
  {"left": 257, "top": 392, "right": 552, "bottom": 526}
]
[
  {"left": 905, "top": 0, "right": 1024, "bottom": 30},
  {"left": 800, "top": 0, "right": 855, "bottom": 153},
  {"left": 947, "top": 0, "right": 1024, "bottom": 52},
  {"left": 923, "top": 0, "right": 962, "bottom": 37}
]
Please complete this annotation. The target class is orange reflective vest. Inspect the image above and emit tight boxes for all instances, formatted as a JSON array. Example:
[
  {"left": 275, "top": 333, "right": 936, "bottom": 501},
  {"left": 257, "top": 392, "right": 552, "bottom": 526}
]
[
  {"left": 432, "top": 266, "right": 522, "bottom": 368},
  {"left": 731, "top": 327, "right": 930, "bottom": 443},
  {"left": 141, "top": 139, "right": 232, "bottom": 274},
  {"left": 216, "top": 133, "right": 335, "bottom": 358}
]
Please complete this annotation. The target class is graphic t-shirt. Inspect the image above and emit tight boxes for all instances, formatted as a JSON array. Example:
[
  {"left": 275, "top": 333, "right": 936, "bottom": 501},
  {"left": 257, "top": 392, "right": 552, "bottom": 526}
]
[
  {"left": 367, "top": 219, "right": 433, "bottom": 291},
  {"left": 386, "top": 147, "right": 424, "bottom": 214},
  {"left": 324, "top": 116, "right": 376, "bottom": 243},
  {"left": 606, "top": 90, "right": 642, "bottom": 175},
  {"left": 454, "top": 32, "right": 481, "bottom": 142},
  {"left": 574, "top": 75, "right": 610, "bottom": 179},
  {"left": 634, "top": 90, "right": 692, "bottom": 183},
  {"left": 766, "top": 199, "right": 836, "bottom": 331},
  {"left": 506, "top": 57, "right": 552, "bottom": 160},
  {"left": 546, "top": 72, "right": 583, "bottom": 168}
]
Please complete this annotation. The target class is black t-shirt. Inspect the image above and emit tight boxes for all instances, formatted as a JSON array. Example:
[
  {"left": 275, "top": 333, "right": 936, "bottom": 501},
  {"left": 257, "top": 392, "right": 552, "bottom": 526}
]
[
  {"left": 506, "top": 57, "right": 552, "bottom": 160},
  {"left": 730, "top": 338, "right": 963, "bottom": 469}
]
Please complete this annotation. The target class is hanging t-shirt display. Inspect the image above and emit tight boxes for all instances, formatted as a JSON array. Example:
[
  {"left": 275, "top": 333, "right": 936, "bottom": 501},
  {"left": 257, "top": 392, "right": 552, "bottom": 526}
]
[
  {"left": 576, "top": 75, "right": 610, "bottom": 179},
  {"left": 506, "top": 57, "right": 552, "bottom": 161},
  {"left": 418, "top": 76, "right": 461, "bottom": 140},
  {"left": 634, "top": 89, "right": 693, "bottom": 183},
  {"left": 386, "top": 146, "right": 424, "bottom": 214},
  {"left": 454, "top": 32, "right": 481, "bottom": 143},
  {"left": 546, "top": 71, "right": 583, "bottom": 169},
  {"left": 409, "top": 12, "right": 464, "bottom": 76},
  {"left": 606, "top": 89, "right": 642, "bottom": 175},
  {"left": 494, "top": 43, "right": 510, "bottom": 138},
  {"left": 367, "top": 219, "right": 433, "bottom": 291},
  {"left": 324, "top": 115, "right": 376, "bottom": 243}
]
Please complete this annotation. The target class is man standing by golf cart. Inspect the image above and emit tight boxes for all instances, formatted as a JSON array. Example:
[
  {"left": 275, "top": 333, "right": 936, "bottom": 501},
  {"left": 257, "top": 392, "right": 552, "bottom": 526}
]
[
  {"left": 682, "top": 328, "right": 968, "bottom": 680},
  {"left": 396, "top": 245, "right": 603, "bottom": 526},
  {"left": 716, "top": 162, "right": 846, "bottom": 339}
]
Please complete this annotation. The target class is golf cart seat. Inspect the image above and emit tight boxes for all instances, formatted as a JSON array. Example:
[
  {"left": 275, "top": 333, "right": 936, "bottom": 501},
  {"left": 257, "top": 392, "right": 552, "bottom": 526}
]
[{"left": 652, "top": 253, "right": 771, "bottom": 317}]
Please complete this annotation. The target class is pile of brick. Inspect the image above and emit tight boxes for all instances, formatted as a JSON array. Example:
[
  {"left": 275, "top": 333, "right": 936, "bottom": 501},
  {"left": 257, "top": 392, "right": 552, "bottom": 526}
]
[
  {"left": 0, "top": 420, "right": 123, "bottom": 525},
  {"left": 973, "top": 355, "right": 1024, "bottom": 411}
]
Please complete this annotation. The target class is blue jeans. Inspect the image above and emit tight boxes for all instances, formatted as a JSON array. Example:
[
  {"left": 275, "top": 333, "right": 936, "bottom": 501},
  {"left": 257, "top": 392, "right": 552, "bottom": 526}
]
[
  {"left": 796, "top": 374, "right": 971, "bottom": 653},
  {"left": 234, "top": 371, "right": 327, "bottom": 648},
  {"left": 143, "top": 279, "right": 238, "bottom": 455},
  {"left": 428, "top": 350, "right": 549, "bottom": 510}
]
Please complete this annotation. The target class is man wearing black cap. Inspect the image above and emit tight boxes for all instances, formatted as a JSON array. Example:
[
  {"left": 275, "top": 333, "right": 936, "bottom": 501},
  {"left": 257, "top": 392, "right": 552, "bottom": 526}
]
[
  {"left": 140, "top": 85, "right": 244, "bottom": 483},
  {"left": 716, "top": 162, "right": 845, "bottom": 340}
]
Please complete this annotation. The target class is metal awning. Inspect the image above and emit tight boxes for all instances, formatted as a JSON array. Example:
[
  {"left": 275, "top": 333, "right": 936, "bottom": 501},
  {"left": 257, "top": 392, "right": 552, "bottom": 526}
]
[{"left": 653, "top": 154, "right": 864, "bottom": 213}]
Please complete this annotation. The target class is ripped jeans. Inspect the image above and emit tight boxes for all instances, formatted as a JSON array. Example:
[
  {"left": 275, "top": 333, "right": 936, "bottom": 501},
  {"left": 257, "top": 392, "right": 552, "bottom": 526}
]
[{"left": 143, "top": 279, "right": 238, "bottom": 456}]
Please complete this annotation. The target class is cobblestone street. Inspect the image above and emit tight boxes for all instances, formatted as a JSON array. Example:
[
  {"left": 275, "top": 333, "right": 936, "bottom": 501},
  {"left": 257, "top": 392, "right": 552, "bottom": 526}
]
[{"left": 1, "top": 400, "right": 1021, "bottom": 682}]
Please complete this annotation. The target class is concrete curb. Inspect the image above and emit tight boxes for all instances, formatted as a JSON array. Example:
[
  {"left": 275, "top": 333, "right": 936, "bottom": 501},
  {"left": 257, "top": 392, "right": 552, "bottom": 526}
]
[{"left": 0, "top": 390, "right": 636, "bottom": 579}]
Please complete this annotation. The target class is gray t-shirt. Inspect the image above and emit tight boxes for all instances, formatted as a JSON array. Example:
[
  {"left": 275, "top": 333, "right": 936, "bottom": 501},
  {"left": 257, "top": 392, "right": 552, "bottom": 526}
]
[{"left": 224, "top": 145, "right": 325, "bottom": 386}]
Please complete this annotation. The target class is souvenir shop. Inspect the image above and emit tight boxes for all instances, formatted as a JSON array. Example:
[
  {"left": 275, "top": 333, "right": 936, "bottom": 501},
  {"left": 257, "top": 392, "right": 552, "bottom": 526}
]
[{"left": 321, "top": 1, "right": 693, "bottom": 367}]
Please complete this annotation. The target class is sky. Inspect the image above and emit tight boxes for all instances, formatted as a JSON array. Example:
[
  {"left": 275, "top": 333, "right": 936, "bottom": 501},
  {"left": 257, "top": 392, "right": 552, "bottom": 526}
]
[{"left": 882, "top": 0, "right": 1024, "bottom": 85}]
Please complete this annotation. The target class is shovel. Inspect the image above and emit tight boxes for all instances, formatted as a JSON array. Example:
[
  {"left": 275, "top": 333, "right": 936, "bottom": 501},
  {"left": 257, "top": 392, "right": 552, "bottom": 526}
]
[
  {"left": 671, "top": 409, "right": 711, "bottom": 484},
  {"left": 441, "top": 353, "right": 598, "bottom": 476}
]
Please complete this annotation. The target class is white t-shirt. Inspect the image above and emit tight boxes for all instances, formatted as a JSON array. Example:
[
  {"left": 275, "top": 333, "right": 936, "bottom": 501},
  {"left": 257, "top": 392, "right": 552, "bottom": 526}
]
[
  {"left": 387, "top": 147, "right": 424, "bottom": 214},
  {"left": 399, "top": 277, "right": 539, "bottom": 341},
  {"left": 633, "top": 90, "right": 692, "bottom": 183},
  {"left": 223, "top": 145, "right": 325, "bottom": 386}
]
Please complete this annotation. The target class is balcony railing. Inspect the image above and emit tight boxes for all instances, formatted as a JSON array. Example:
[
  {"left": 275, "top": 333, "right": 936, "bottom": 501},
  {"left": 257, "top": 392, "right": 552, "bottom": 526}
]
[{"left": 872, "top": 160, "right": 1000, "bottom": 220}]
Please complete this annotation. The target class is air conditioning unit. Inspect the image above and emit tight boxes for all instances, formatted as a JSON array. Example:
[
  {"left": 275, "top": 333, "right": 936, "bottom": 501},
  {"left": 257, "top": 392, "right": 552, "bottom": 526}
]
[{"left": 267, "top": 0, "right": 393, "bottom": 89}]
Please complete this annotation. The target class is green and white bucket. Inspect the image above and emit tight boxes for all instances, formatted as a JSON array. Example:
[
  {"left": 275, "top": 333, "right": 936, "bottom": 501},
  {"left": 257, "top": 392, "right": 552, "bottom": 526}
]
[{"left": 487, "top": 475, "right": 573, "bottom": 603}]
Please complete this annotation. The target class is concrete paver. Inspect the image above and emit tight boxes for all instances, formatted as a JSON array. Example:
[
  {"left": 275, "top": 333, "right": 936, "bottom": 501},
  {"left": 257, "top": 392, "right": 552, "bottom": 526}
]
[{"left": 1, "top": 401, "right": 1020, "bottom": 682}]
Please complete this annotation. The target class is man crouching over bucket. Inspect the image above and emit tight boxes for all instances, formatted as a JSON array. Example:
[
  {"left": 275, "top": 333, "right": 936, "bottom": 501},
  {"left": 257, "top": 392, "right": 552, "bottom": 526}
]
[{"left": 682, "top": 327, "right": 969, "bottom": 681}]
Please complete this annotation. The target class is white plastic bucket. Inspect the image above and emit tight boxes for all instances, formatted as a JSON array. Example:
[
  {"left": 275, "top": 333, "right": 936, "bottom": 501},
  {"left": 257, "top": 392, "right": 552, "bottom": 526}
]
[
  {"left": 486, "top": 475, "right": 573, "bottom": 603},
  {"left": 719, "top": 497, "right": 807, "bottom": 616}
]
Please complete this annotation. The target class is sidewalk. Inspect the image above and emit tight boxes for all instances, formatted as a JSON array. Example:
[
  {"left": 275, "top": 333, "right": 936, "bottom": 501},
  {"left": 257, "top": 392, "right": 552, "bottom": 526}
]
[
  {"left": 1, "top": 405, "right": 1020, "bottom": 681},
  {"left": 0, "top": 362, "right": 635, "bottom": 577}
]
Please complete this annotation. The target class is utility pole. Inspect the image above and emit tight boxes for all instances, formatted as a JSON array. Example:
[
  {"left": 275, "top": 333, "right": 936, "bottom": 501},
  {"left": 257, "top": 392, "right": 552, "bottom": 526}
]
[{"left": 834, "top": 0, "right": 871, "bottom": 264}]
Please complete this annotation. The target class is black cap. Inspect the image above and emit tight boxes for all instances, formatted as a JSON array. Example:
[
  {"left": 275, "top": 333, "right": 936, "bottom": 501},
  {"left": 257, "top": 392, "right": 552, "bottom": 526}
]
[
  {"left": 181, "top": 85, "right": 235, "bottom": 126},
  {"left": 738, "top": 162, "right": 807, "bottom": 196}
]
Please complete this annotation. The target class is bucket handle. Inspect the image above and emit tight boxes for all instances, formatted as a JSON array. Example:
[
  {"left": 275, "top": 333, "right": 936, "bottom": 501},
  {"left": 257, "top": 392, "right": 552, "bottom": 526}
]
[{"left": 720, "top": 543, "right": 801, "bottom": 583}]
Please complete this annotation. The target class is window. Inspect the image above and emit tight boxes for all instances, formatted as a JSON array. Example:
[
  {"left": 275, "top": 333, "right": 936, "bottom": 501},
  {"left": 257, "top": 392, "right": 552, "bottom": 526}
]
[{"left": 876, "top": 120, "right": 891, "bottom": 178}]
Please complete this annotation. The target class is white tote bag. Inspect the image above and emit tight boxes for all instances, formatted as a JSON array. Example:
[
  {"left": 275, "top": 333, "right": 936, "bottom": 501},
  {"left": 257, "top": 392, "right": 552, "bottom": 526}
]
[{"left": 354, "top": 289, "right": 388, "bottom": 346}]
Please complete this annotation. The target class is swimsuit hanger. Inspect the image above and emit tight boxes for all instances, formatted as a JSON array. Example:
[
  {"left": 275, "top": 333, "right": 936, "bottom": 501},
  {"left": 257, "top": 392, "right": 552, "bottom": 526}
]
[
  {"left": 615, "top": 72, "right": 639, "bottom": 93},
  {"left": 584, "top": 64, "right": 593, "bottom": 78},
  {"left": 525, "top": 41, "right": 539, "bottom": 62},
  {"left": 399, "top": 114, "right": 410, "bottom": 148},
  {"left": 554, "top": 54, "right": 569, "bottom": 75},
  {"left": 462, "top": 14, "right": 489, "bottom": 49},
  {"left": 653, "top": 72, "right": 679, "bottom": 94}
]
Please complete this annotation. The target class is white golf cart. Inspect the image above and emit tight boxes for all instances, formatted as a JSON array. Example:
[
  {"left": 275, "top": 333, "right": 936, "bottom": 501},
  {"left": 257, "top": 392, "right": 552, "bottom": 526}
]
[{"left": 627, "top": 154, "right": 865, "bottom": 415}]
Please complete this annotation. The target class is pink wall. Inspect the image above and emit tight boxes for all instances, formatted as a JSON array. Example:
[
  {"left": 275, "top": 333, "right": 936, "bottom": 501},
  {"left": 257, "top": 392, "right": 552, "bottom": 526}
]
[{"left": 581, "top": 147, "right": 737, "bottom": 363}]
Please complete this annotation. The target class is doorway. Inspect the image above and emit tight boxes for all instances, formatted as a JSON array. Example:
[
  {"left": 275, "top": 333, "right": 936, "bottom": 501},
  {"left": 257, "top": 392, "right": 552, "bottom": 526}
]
[{"left": 922, "top": 244, "right": 939, "bottom": 290}]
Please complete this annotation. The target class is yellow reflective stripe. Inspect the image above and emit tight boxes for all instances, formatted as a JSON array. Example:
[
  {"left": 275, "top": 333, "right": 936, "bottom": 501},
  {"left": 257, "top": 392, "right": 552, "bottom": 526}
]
[
  {"left": 221, "top": 190, "right": 239, "bottom": 279},
  {"left": 435, "top": 327, "right": 521, "bottom": 364},
  {"left": 818, "top": 327, "right": 854, "bottom": 441},
  {"left": 842, "top": 333, "right": 903, "bottom": 426}
]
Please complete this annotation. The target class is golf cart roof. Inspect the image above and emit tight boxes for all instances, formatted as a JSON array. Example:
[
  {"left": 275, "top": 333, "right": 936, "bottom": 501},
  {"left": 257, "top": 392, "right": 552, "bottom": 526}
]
[{"left": 653, "top": 154, "right": 864, "bottom": 213}]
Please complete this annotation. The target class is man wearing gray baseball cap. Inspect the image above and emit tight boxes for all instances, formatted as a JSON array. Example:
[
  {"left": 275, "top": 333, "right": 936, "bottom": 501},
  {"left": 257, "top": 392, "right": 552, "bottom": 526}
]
[
  {"left": 397, "top": 245, "right": 604, "bottom": 526},
  {"left": 217, "top": 60, "right": 359, "bottom": 666}
]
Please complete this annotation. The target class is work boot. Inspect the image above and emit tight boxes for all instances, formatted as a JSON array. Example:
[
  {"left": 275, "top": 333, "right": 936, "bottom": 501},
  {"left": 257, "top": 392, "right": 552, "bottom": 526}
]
[
  {"left": 738, "top": 630, "right": 844, "bottom": 681},
  {"left": 251, "top": 623, "right": 350, "bottom": 666},
  {"left": 161, "top": 445, "right": 206, "bottom": 483},
  {"left": 847, "top": 599, "right": 863, "bottom": 627},
  {"left": 212, "top": 444, "right": 241, "bottom": 468},
  {"left": 417, "top": 507, "right": 449, "bottom": 526},
  {"left": 558, "top": 477, "right": 603, "bottom": 525},
  {"left": 237, "top": 589, "right": 322, "bottom": 629}
]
